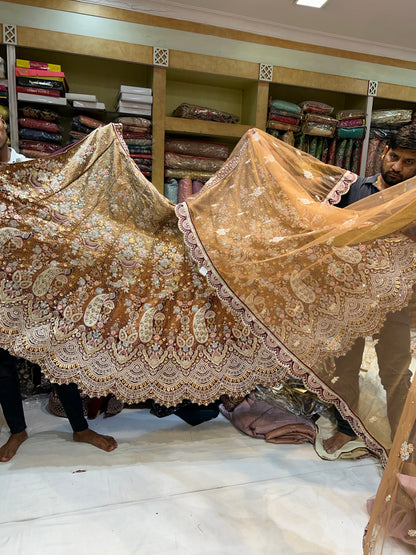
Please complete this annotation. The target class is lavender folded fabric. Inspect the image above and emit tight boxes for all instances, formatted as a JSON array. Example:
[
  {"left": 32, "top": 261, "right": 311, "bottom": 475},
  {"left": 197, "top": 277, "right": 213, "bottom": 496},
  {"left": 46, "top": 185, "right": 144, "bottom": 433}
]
[
  {"left": 192, "top": 180, "right": 205, "bottom": 194},
  {"left": 221, "top": 395, "right": 315, "bottom": 444}
]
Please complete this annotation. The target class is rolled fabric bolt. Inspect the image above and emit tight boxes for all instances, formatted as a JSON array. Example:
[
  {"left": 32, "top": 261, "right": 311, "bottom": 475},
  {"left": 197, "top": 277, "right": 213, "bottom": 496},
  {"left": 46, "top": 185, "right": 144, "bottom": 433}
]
[
  {"left": 164, "top": 179, "right": 178, "bottom": 204},
  {"left": 192, "top": 180, "right": 205, "bottom": 194},
  {"left": 178, "top": 177, "right": 193, "bottom": 203}
]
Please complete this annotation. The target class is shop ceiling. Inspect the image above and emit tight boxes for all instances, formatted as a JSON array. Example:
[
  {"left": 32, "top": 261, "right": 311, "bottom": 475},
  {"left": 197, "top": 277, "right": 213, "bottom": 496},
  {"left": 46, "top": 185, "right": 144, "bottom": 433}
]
[{"left": 78, "top": 0, "right": 416, "bottom": 62}]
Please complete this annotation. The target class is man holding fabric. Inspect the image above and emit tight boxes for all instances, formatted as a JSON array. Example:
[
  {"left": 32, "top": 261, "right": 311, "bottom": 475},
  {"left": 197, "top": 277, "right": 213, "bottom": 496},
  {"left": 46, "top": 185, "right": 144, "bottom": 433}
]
[{"left": 324, "top": 124, "right": 416, "bottom": 454}]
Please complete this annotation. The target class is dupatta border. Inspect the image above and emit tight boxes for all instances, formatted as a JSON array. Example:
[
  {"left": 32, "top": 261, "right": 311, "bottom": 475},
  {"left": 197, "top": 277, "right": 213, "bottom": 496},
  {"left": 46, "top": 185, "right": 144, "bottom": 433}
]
[
  {"left": 323, "top": 170, "right": 358, "bottom": 205},
  {"left": 175, "top": 200, "right": 386, "bottom": 463}
]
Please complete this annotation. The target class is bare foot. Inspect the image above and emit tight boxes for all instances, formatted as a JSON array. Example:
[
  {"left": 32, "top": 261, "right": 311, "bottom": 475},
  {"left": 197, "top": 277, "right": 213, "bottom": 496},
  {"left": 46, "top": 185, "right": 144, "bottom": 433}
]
[
  {"left": 0, "top": 430, "right": 28, "bottom": 462},
  {"left": 73, "top": 428, "right": 117, "bottom": 452},
  {"left": 323, "top": 431, "right": 357, "bottom": 454}
]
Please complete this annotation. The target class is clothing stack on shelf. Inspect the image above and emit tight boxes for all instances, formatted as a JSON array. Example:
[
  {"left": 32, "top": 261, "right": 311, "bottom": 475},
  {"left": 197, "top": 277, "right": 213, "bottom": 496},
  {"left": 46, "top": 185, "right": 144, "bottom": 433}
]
[
  {"left": 0, "top": 56, "right": 6, "bottom": 104},
  {"left": 0, "top": 80, "right": 7, "bottom": 104},
  {"left": 267, "top": 99, "right": 337, "bottom": 157},
  {"left": 163, "top": 137, "right": 230, "bottom": 203},
  {"left": 298, "top": 101, "right": 338, "bottom": 163},
  {"left": 0, "top": 61, "right": 7, "bottom": 119},
  {"left": 292, "top": 100, "right": 337, "bottom": 165},
  {"left": 70, "top": 114, "right": 104, "bottom": 144},
  {"left": 172, "top": 103, "right": 239, "bottom": 123},
  {"left": 15, "top": 58, "right": 68, "bottom": 106},
  {"left": 267, "top": 98, "right": 366, "bottom": 172},
  {"left": 18, "top": 106, "right": 63, "bottom": 157},
  {"left": 334, "top": 109, "right": 366, "bottom": 173},
  {"left": 117, "top": 85, "right": 152, "bottom": 117},
  {"left": 115, "top": 116, "right": 152, "bottom": 178},
  {"left": 66, "top": 92, "right": 105, "bottom": 112},
  {"left": 366, "top": 108, "right": 414, "bottom": 176},
  {"left": 266, "top": 99, "right": 302, "bottom": 145},
  {"left": 299, "top": 101, "right": 337, "bottom": 135}
]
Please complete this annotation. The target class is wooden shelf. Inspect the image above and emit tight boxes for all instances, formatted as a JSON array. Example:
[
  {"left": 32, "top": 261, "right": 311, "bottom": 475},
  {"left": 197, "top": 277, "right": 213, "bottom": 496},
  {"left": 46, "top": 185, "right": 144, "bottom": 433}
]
[
  {"left": 3, "top": 25, "right": 416, "bottom": 194},
  {"left": 165, "top": 116, "right": 251, "bottom": 138}
]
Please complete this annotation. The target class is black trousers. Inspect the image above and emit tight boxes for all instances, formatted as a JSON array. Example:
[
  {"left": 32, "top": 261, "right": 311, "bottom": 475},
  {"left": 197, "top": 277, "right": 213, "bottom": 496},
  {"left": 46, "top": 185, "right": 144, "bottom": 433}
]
[
  {"left": 0, "top": 348, "right": 88, "bottom": 434},
  {"left": 0, "top": 350, "right": 26, "bottom": 434}
]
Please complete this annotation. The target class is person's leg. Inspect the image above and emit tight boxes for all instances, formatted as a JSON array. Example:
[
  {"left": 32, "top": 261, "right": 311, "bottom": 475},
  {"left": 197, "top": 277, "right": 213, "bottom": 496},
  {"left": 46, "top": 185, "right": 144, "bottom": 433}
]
[
  {"left": 323, "top": 337, "right": 364, "bottom": 453},
  {"left": 0, "top": 349, "right": 28, "bottom": 461},
  {"left": 376, "top": 316, "right": 412, "bottom": 440},
  {"left": 54, "top": 383, "right": 88, "bottom": 432},
  {"left": 54, "top": 383, "right": 117, "bottom": 452}
]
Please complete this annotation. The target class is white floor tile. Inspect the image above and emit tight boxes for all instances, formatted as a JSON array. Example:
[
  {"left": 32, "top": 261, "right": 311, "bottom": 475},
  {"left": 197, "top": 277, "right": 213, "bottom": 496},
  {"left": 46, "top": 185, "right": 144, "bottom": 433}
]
[{"left": 0, "top": 395, "right": 406, "bottom": 554}]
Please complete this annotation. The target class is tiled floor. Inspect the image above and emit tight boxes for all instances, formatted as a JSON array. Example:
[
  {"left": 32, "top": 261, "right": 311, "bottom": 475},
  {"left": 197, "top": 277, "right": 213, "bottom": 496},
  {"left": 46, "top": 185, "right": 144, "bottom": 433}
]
[{"left": 2, "top": 394, "right": 407, "bottom": 555}]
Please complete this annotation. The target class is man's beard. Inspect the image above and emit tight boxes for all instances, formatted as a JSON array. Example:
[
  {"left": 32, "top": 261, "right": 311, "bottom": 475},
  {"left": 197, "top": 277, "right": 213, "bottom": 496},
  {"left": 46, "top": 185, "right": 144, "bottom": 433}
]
[{"left": 380, "top": 160, "right": 403, "bottom": 187}]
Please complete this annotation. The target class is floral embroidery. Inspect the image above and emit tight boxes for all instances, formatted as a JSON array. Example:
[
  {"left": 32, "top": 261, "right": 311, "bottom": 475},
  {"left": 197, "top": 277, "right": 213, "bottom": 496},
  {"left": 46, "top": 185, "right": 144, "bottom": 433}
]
[
  {"left": 400, "top": 441, "right": 414, "bottom": 462},
  {"left": 408, "top": 530, "right": 416, "bottom": 537},
  {"left": 0, "top": 125, "right": 281, "bottom": 406}
]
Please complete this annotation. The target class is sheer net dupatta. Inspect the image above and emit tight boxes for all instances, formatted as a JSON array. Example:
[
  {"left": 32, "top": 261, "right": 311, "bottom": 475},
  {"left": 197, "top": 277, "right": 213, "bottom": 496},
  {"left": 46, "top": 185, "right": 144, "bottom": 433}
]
[
  {"left": 178, "top": 128, "right": 416, "bottom": 459},
  {"left": 364, "top": 376, "right": 416, "bottom": 554},
  {"left": 0, "top": 124, "right": 281, "bottom": 407}
]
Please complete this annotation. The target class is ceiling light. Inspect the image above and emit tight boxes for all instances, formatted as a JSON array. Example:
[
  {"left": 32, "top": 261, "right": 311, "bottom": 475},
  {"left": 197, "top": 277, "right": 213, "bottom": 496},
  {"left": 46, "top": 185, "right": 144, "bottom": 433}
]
[{"left": 295, "top": 0, "right": 328, "bottom": 7}]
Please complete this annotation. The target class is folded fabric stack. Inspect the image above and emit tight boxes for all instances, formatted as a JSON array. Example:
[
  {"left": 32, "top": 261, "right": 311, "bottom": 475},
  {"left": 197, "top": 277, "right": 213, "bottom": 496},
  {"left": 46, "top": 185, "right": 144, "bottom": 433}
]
[
  {"left": 18, "top": 106, "right": 63, "bottom": 157},
  {"left": 0, "top": 58, "right": 6, "bottom": 103},
  {"left": 220, "top": 393, "right": 316, "bottom": 445},
  {"left": 115, "top": 116, "right": 153, "bottom": 178},
  {"left": 66, "top": 92, "right": 105, "bottom": 112},
  {"left": 289, "top": 101, "right": 365, "bottom": 172},
  {"left": 292, "top": 101, "right": 335, "bottom": 164},
  {"left": 172, "top": 103, "right": 239, "bottom": 124},
  {"left": 266, "top": 99, "right": 301, "bottom": 146},
  {"left": 331, "top": 109, "right": 366, "bottom": 173},
  {"left": 70, "top": 114, "right": 104, "bottom": 144},
  {"left": 365, "top": 109, "right": 414, "bottom": 176},
  {"left": 165, "top": 152, "right": 224, "bottom": 174},
  {"left": 371, "top": 109, "right": 413, "bottom": 129},
  {"left": 0, "top": 104, "right": 9, "bottom": 150},
  {"left": 300, "top": 101, "right": 337, "bottom": 137},
  {"left": 0, "top": 79, "right": 7, "bottom": 103},
  {"left": 15, "top": 58, "right": 68, "bottom": 106},
  {"left": 117, "top": 85, "right": 152, "bottom": 117},
  {"left": 163, "top": 137, "right": 229, "bottom": 201},
  {"left": 336, "top": 109, "right": 366, "bottom": 139}
]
